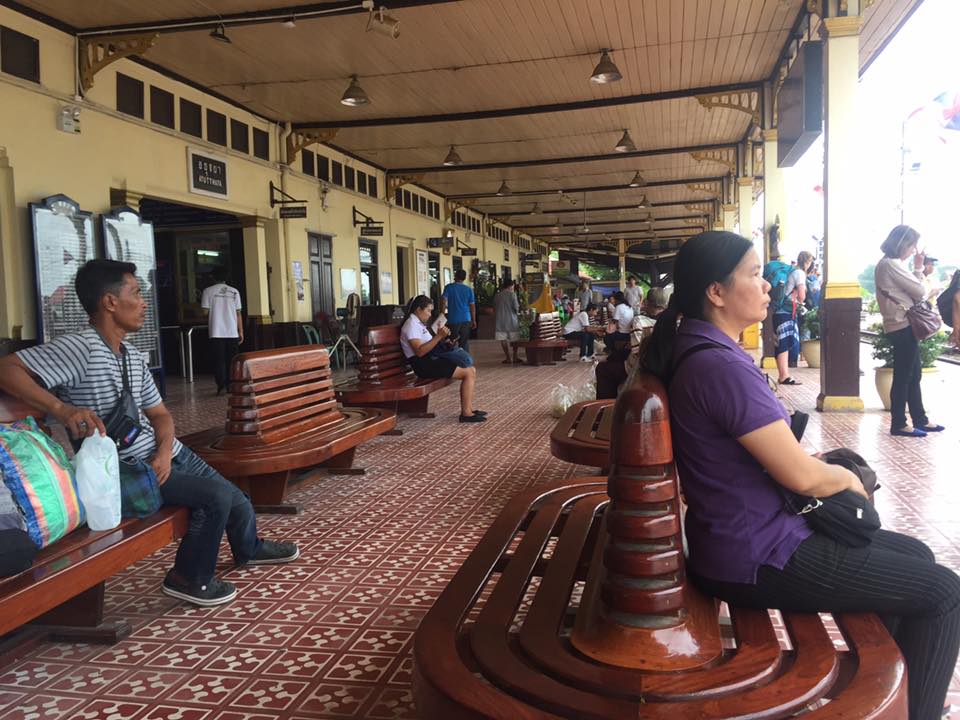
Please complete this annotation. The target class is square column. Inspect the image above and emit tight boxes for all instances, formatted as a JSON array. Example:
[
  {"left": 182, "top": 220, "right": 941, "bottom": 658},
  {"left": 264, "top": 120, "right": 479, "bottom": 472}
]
[
  {"left": 721, "top": 204, "right": 738, "bottom": 232},
  {"left": 242, "top": 218, "right": 271, "bottom": 321},
  {"left": 761, "top": 129, "right": 786, "bottom": 366},
  {"left": 818, "top": 16, "right": 864, "bottom": 412},
  {"left": 617, "top": 239, "right": 626, "bottom": 291},
  {"left": 738, "top": 177, "right": 760, "bottom": 349},
  {"left": 0, "top": 148, "right": 25, "bottom": 339}
]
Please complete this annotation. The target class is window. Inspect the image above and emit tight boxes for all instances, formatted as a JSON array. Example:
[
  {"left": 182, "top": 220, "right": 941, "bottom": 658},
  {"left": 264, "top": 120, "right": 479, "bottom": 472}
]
[
  {"left": 116, "top": 73, "right": 144, "bottom": 118},
  {"left": 150, "top": 86, "right": 174, "bottom": 129},
  {"left": 252, "top": 127, "right": 269, "bottom": 160},
  {"left": 180, "top": 98, "right": 202, "bottom": 138},
  {"left": 317, "top": 155, "right": 329, "bottom": 181},
  {"left": 230, "top": 119, "right": 249, "bottom": 153},
  {"left": 368, "top": 175, "right": 378, "bottom": 198},
  {"left": 345, "top": 166, "right": 355, "bottom": 191},
  {"left": 403, "top": 190, "right": 411, "bottom": 210},
  {"left": 206, "top": 109, "right": 227, "bottom": 145},
  {"left": 357, "top": 171, "right": 367, "bottom": 195},
  {"left": 412, "top": 194, "right": 420, "bottom": 213},
  {"left": 332, "top": 161, "right": 343, "bottom": 186},
  {"left": 0, "top": 26, "right": 39, "bottom": 83},
  {"left": 395, "top": 188, "right": 403, "bottom": 205},
  {"left": 302, "top": 149, "right": 315, "bottom": 176}
]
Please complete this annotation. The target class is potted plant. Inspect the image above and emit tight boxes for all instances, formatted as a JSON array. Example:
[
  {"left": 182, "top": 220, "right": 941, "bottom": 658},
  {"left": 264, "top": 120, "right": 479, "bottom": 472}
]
[
  {"left": 871, "top": 324, "right": 946, "bottom": 410},
  {"left": 920, "top": 331, "right": 947, "bottom": 397},
  {"left": 800, "top": 307, "right": 821, "bottom": 368}
]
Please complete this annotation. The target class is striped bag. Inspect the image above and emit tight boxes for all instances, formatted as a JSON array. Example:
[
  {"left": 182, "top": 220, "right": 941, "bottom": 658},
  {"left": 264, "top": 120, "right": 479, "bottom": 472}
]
[{"left": 0, "top": 417, "right": 85, "bottom": 548}]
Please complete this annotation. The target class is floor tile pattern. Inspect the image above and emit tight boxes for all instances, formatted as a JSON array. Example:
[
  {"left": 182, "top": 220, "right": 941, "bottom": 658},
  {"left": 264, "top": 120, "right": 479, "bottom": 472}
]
[{"left": 2, "top": 341, "right": 959, "bottom": 718}]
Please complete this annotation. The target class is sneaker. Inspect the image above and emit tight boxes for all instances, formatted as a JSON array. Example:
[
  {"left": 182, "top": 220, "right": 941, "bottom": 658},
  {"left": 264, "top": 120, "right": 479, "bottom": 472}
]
[
  {"left": 459, "top": 413, "right": 487, "bottom": 423},
  {"left": 248, "top": 540, "right": 300, "bottom": 565},
  {"left": 162, "top": 572, "right": 237, "bottom": 607},
  {"left": 472, "top": 410, "right": 487, "bottom": 416},
  {"left": 579, "top": 356, "right": 592, "bottom": 362}
]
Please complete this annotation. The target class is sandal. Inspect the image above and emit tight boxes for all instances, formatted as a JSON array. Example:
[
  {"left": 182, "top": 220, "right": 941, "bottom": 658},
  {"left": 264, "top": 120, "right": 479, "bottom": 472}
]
[
  {"left": 917, "top": 424, "right": 945, "bottom": 432},
  {"left": 778, "top": 377, "right": 801, "bottom": 385}
]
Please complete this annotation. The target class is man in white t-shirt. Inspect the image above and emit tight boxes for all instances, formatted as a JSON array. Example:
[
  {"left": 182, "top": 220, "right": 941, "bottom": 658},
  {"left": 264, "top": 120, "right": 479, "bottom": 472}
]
[
  {"left": 201, "top": 276, "right": 244, "bottom": 395},
  {"left": 624, "top": 275, "right": 644, "bottom": 309},
  {"left": 562, "top": 303, "right": 601, "bottom": 360}
]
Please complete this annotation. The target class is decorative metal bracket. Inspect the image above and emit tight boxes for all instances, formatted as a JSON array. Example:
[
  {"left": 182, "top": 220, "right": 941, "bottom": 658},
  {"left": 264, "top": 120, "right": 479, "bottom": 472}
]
[
  {"left": 269, "top": 181, "right": 305, "bottom": 207},
  {"left": 695, "top": 90, "right": 761, "bottom": 125},
  {"left": 79, "top": 33, "right": 158, "bottom": 92},
  {"left": 690, "top": 148, "right": 737, "bottom": 173},
  {"left": 285, "top": 128, "right": 338, "bottom": 165},
  {"left": 813, "top": 0, "right": 876, "bottom": 17},
  {"left": 686, "top": 182, "right": 722, "bottom": 200},
  {"left": 445, "top": 199, "right": 475, "bottom": 222},
  {"left": 352, "top": 206, "right": 382, "bottom": 228},
  {"left": 387, "top": 173, "right": 423, "bottom": 199}
]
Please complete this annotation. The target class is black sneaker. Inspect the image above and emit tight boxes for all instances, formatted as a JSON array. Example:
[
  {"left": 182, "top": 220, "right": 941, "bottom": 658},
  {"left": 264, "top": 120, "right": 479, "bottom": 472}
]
[
  {"left": 472, "top": 410, "right": 487, "bottom": 416},
  {"left": 248, "top": 539, "right": 300, "bottom": 565},
  {"left": 162, "top": 571, "right": 237, "bottom": 607},
  {"left": 459, "top": 413, "right": 487, "bottom": 423}
]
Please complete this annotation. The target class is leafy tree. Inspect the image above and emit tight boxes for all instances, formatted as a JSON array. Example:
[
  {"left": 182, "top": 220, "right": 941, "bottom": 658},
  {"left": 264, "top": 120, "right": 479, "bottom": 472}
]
[{"left": 858, "top": 263, "right": 876, "bottom": 295}]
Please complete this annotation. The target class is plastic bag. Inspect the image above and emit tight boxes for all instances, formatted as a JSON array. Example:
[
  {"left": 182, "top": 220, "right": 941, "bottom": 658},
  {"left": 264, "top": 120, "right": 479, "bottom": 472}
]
[
  {"left": 550, "top": 384, "right": 575, "bottom": 418},
  {"left": 573, "top": 380, "right": 596, "bottom": 404},
  {"left": 73, "top": 432, "right": 121, "bottom": 531}
]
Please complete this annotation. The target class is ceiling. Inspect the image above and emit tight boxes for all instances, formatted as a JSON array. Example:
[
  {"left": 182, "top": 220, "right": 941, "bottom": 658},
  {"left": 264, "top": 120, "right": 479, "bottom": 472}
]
[{"left": 18, "top": 0, "right": 922, "bottom": 255}]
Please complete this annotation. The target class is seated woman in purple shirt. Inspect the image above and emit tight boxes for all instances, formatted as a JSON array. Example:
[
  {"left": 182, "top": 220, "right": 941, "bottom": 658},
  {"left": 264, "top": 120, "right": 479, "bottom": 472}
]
[{"left": 640, "top": 231, "right": 960, "bottom": 720}]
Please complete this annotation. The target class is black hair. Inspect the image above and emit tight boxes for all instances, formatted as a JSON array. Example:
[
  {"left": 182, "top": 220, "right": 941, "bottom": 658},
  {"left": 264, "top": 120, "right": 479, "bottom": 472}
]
[
  {"left": 501, "top": 278, "right": 515, "bottom": 289},
  {"left": 611, "top": 291, "right": 626, "bottom": 305},
  {"left": 585, "top": 303, "right": 596, "bottom": 312},
  {"left": 401, "top": 294, "right": 433, "bottom": 329},
  {"left": 454, "top": 269, "right": 467, "bottom": 282},
  {"left": 640, "top": 231, "right": 753, "bottom": 380},
  {"left": 627, "top": 275, "right": 637, "bottom": 282},
  {"left": 75, "top": 259, "right": 138, "bottom": 317}
]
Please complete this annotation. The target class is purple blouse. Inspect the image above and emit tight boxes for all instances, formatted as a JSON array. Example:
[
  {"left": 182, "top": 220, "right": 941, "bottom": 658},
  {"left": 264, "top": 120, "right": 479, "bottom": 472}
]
[{"left": 669, "top": 319, "right": 812, "bottom": 584}]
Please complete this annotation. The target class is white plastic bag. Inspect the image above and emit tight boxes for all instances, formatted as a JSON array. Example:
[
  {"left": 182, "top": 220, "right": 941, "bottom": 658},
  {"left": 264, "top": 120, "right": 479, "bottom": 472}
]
[
  {"left": 73, "top": 432, "right": 121, "bottom": 531},
  {"left": 549, "top": 384, "right": 575, "bottom": 418},
  {"left": 574, "top": 380, "right": 596, "bottom": 404}
]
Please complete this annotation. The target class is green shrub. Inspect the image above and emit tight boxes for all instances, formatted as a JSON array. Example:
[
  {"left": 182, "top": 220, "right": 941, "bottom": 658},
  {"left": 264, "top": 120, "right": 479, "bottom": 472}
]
[
  {"left": 802, "top": 308, "right": 820, "bottom": 341},
  {"left": 871, "top": 323, "right": 947, "bottom": 368}
]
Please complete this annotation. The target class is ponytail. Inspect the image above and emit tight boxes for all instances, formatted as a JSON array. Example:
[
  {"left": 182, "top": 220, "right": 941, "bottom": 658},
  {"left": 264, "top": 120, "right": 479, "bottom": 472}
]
[
  {"left": 640, "top": 301, "right": 681, "bottom": 380},
  {"left": 401, "top": 295, "right": 433, "bottom": 329}
]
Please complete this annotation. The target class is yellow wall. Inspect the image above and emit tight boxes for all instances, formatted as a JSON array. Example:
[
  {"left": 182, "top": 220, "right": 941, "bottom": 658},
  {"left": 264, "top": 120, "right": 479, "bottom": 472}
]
[{"left": 0, "top": 6, "right": 528, "bottom": 339}]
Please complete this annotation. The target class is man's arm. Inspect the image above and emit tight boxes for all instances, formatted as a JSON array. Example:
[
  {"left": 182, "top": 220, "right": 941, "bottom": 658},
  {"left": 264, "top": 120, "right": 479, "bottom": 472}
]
[
  {"left": 143, "top": 404, "right": 176, "bottom": 484},
  {"left": 469, "top": 302, "right": 477, "bottom": 329},
  {"left": 0, "top": 355, "right": 105, "bottom": 437},
  {"left": 236, "top": 310, "right": 244, "bottom": 344}
]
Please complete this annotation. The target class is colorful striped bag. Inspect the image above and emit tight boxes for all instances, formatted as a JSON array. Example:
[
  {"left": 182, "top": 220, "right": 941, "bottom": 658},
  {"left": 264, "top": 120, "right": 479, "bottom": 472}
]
[{"left": 0, "top": 417, "right": 85, "bottom": 548}]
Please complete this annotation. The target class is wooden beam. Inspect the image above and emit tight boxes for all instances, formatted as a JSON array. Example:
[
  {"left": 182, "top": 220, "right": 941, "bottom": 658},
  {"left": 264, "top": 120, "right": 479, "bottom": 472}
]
[
  {"left": 292, "top": 81, "right": 762, "bottom": 129},
  {"left": 447, "top": 176, "right": 727, "bottom": 201},
  {"left": 488, "top": 200, "right": 719, "bottom": 218},
  {"left": 511, "top": 214, "right": 708, "bottom": 229}
]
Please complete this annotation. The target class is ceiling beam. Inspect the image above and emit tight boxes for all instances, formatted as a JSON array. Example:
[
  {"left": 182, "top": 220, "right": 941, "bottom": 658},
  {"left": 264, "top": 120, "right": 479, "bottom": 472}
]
[
  {"left": 76, "top": 0, "right": 461, "bottom": 36},
  {"left": 488, "top": 200, "right": 714, "bottom": 218},
  {"left": 446, "top": 176, "right": 724, "bottom": 201},
  {"left": 542, "top": 227, "right": 699, "bottom": 241},
  {"left": 512, "top": 214, "right": 707, "bottom": 229},
  {"left": 293, "top": 81, "right": 761, "bottom": 129},
  {"left": 390, "top": 143, "right": 736, "bottom": 175}
]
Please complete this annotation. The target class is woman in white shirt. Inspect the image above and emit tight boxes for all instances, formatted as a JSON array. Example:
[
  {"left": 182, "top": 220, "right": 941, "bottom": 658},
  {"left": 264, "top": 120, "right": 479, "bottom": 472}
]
[
  {"left": 875, "top": 225, "right": 943, "bottom": 438},
  {"left": 603, "top": 291, "right": 634, "bottom": 353},
  {"left": 562, "top": 303, "right": 600, "bottom": 361},
  {"left": 399, "top": 296, "right": 486, "bottom": 423}
]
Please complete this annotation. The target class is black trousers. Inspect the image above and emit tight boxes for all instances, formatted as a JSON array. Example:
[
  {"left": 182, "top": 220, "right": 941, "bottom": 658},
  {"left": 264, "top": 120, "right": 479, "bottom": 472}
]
[
  {"left": 595, "top": 358, "right": 627, "bottom": 399},
  {"left": 210, "top": 337, "right": 239, "bottom": 391},
  {"left": 888, "top": 326, "right": 928, "bottom": 430},
  {"left": 563, "top": 331, "right": 594, "bottom": 358},
  {"left": 447, "top": 322, "right": 472, "bottom": 353},
  {"left": 693, "top": 530, "right": 960, "bottom": 720}
]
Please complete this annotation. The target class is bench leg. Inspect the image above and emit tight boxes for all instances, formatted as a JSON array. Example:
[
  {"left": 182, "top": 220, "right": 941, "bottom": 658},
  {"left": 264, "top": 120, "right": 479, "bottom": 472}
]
[
  {"left": 524, "top": 347, "right": 556, "bottom": 366},
  {"left": 383, "top": 428, "right": 404, "bottom": 436},
  {"left": 397, "top": 396, "right": 435, "bottom": 418},
  {"left": 324, "top": 447, "right": 365, "bottom": 476},
  {"left": 243, "top": 471, "right": 304, "bottom": 515},
  {"left": 36, "top": 583, "right": 130, "bottom": 644}
]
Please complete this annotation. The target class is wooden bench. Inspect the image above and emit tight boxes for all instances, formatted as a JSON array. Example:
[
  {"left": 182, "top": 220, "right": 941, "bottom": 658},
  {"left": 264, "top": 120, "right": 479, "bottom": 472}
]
[
  {"left": 335, "top": 324, "right": 452, "bottom": 423},
  {"left": 183, "top": 345, "right": 396, "bottom": 513},
  {"left": 550, "top": 398, "right": 615, "bottom": 472},
  {"left": 512, "top": 312, "right": 570, "bottom": 366},
  {"left": 0, "top": 392, "right": 189, "bottom": 659},
  {"left": 413, "top": 373, "right": 906, "bottom": 718}
]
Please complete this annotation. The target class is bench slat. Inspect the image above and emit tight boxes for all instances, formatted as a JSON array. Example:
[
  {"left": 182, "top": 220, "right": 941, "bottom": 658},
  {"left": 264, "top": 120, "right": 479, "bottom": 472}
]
[
  {"left": 228, "top": 389, "right": 336, "bottom": 421},
  {"left": 225, "top": 399, "right": 341, "bottom": 437},
  {"left": 229, "top": 378, "right": 333, "bottom": 408},
  {"left": 231, "top": 344, "right": 330, "bottom": 381},
  {"left": 230, "top": 366, "right": 332, "bottom": 395}
]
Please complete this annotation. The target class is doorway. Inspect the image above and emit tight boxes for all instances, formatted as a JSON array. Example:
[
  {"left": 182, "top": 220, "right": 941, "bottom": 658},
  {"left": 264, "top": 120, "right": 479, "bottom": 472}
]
[
  {"left": 396, "top": 246, "right": 408, "bottom": 305},
  {"left": 428, "top": 251, "right": 441, "bottom": 309},
  {"left": 308, "top": 233, "right": 334, "bottom": 320},
  {"left": 360, "top": 240, "right": 380, "bottom": 305}
]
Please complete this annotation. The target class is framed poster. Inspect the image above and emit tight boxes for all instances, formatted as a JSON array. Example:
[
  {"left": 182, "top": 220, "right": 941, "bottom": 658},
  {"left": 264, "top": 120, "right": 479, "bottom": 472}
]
[
  {"left": 29, "top": 195, "right": 97, "bottom": 343},
  {"left": 416, "top": 249, "right": 429, "bottom": 296},
  {"left": 340, "top": 268, "right": 357, "bottom": 299},
  {"left": 443, "top": 267, "right": 452, "bottom": 287},
  {"left": 380, "top": 271, "right": 393, "bottom": 294},
  {"left": 102, "top": 206, "right": 162, "bottom": 369}
]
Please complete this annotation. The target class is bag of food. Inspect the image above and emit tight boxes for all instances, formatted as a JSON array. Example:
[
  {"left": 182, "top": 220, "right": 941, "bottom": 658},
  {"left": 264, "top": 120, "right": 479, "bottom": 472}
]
[
  {"left": 550, "top": 384, "right": 574, "bottom": 418},
  {"left": 73, "top": 432, "right": 121, "bottom": 531}
]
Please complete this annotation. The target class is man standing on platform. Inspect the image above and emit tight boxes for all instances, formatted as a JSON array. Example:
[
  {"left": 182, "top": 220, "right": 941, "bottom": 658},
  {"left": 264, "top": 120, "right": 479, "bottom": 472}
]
[
  {"left": 201, "top": 273, "right": 244, "bottom": 396},
  {"left": 441, "top": 269, "right": 476, "bottom": 354},
  {"left": 624, "top": 275, "right": 644, "bottom": 310}
]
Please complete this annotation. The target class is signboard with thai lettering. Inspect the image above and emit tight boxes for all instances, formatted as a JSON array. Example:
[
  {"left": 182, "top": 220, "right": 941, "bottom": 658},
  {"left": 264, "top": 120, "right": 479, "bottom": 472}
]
[
  {"left": 460, "top": 247, "right": 477, "bottom": 256},
  {"left": 187, "top": 148, "right": 228, "bottom": 199},
  {"left": 279, "top": 205, "right": 307, "bottom": 219},
  {"left": 360, "top": 223, "right": 384, "bottom": 236}
]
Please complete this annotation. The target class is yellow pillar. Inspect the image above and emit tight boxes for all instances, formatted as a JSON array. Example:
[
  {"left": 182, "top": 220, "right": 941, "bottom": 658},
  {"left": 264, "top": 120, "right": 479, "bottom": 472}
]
[
  {"left": 762, "top": 129, "right": 786, "bottom": 263},
  {"left": 0, "top": 147, "right": 29, "bottom": 339},
  {"left": 721, "top": 204, "right": 738, "bottom": 232},
  {"left": 242, "top": 218, "right": 272, "bottom": 320},
  {"left": 617, "top": 238, "right": 626, "bottom": 291},
  {"left": 817, "top": 15, "right": 864, "bottom": 412},
  {"left": 738, "top": 177, "right": 760, "bottom": 349}
]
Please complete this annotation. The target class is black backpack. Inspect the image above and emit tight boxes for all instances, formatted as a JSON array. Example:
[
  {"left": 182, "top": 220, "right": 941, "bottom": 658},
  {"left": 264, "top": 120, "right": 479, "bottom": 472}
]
[{"left": 936, "top": 271, "right": 960, "bottom": 328}]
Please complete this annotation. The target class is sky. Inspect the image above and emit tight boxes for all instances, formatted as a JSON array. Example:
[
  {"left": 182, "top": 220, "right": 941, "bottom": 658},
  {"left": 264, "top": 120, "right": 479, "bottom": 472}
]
[{"left": 776, "top": 0, "right": 960, "bottom": 277}]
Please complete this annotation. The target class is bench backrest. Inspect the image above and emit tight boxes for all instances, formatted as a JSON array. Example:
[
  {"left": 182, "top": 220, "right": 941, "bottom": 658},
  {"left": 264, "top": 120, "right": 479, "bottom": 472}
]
[
  {"left": 221, "top": 345, "right": 343, "bottom": 448},
  {"left": 357, "top": 324, "right": 413, "bottom": 384},
  {"left": 531, "top": 312, "right": 562, "bottom": 341}
]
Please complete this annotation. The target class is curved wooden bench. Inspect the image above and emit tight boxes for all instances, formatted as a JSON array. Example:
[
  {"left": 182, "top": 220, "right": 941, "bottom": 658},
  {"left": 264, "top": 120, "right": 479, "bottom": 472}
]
[
  {"left": 335, "top": 324, "right": 451, "bottom": 423},
  {"left": 412, "top": 374, "right": 906, "bottom": 718},
  {"left": 0, "top": 392, "right": 189, "bottom": 656},
  {"left": 549, "top": 399, "right": 615, "bottom": 471},
  {"left": 512, "top": 312, "right": 569, "bottom": 366},
  {"left": 183, "top": 345, "right": 396, "bottom": 512}
]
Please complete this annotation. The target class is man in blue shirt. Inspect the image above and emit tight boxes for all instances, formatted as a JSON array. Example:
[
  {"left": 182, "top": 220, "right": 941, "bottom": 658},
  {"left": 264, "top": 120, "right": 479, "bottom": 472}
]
[{"left": 441, "top": 269, "right": 476, "bottom": 353}]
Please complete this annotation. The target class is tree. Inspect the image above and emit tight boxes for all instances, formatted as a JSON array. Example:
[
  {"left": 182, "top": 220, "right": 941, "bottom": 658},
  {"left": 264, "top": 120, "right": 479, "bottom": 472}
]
[{"left": 858, "top": 263, "right": 877, "bottom": 295}]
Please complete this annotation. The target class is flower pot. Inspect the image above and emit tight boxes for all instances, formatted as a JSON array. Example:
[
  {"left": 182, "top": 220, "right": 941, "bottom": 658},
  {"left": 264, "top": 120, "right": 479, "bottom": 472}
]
[
  {"left": 800, "top": 339, "right": 821, "bottom": 368},
  {"left": 921, "top": 366, "right": 939, "bottom": 398},
  {"left": 874, "top": 367, "right": 893, "bottom": 411}
]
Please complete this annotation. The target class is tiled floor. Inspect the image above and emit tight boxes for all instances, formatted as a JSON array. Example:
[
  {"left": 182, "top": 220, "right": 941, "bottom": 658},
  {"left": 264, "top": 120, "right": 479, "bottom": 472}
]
[{"left": 2, "top": 340, "right": 959, "bottom": 718}]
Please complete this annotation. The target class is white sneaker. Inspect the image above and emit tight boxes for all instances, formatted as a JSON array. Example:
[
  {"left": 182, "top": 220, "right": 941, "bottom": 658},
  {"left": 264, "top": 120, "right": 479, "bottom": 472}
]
[{"left": 580, "top": 356, "right": 592, "bottom": 362}]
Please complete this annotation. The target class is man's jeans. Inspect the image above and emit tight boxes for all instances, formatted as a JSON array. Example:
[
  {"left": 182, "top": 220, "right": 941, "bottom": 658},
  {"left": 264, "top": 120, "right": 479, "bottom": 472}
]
[
  {"left": 160, "top": 446, "right": 261, "bottom": 584},
  {"left": 447, "top": 322, "right": 472, "bottom": 353}
]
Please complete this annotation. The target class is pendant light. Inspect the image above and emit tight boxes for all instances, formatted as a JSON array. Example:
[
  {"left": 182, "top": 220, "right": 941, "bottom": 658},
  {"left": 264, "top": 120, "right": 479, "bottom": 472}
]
[
  {"left": 209, "top": 22, "right": 232, "bottom": 43},
  {"left": 614, "top": 129, "right": 636, "bottom": 153},
  {"left": 340, "top": 75, "right": 371, "bottom": 106},
  {"left": 442, "top": 145, "right": 463, "bottom": 166},
  {"left": 628, "top": 171, "right": 645, "bottom": 188},
  {"left": 496, "top": 180, "right": 512, "bottom": 196},
  {"left": 590, "top": 49, "right": 622, "bottom": 84}
]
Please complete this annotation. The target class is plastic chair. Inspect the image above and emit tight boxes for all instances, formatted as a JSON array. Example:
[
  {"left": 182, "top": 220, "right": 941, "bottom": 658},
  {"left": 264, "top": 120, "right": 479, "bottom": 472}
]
[{"left": 301, "top": 324, "right": 321, "bottom": 345}]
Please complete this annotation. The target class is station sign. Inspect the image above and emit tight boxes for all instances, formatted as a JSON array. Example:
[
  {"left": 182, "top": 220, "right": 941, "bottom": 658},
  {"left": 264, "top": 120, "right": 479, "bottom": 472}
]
[
  {"left": 187, "top": 148, "right": 228, "bottom": 199},
  {"left": 360, "top": 223, "right": 384, "bottom": 237},
  {"left": 279, "top": 205, "right": 307, "bottom": 219},
  {"left": 460, "top": 247, "right": 478, "bottom": 256}
]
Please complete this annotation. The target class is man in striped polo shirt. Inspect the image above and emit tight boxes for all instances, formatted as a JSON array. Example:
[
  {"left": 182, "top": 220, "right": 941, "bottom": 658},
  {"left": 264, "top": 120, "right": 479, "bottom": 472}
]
[{"left": 0, "top": 260, "right": 298, "bottom": 607}]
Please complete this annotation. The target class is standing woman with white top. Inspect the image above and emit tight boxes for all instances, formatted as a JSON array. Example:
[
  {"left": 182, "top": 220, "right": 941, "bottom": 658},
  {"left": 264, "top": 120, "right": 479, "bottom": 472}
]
[
  {"left": 875, "top": 225, "right": 944, "bottom": 438},
  {"left": 603, "top": 291, "right": 634, "bottom": 352},
  {"left": 399, "top": 296, "right": 486, "bottom": 423}
]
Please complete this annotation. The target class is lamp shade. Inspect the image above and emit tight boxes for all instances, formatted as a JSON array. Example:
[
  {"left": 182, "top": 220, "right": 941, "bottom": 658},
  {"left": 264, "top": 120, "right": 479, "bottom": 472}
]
[
  {"left": 496, "top": 180, "right": 512, "bottom": 196},
  {"left": 628, "top": 171, "right": 645, "bottom": 187},
  {"left": 590, "top": 50, "right": 622, "bottom": 84},
  {"left": 341, "top": 75, "right": 371, "bottom": 106},
  {"left": 209, "top": 23, "right": 231, "bottom": 43},
  {"left": 614, "top": 129, "right": 636, "bottom": 153},
  {"left": 443, "top": 145, "right": 463, "bottom": 166}
]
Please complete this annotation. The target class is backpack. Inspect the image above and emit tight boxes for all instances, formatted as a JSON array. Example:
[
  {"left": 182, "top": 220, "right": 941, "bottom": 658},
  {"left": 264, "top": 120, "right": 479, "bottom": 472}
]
[
  {"left": 936, "top": 271, "right": 960, "bottom": 328},
  {"left": 763, "top": 260, "right": 794, "bottom": 312}
]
